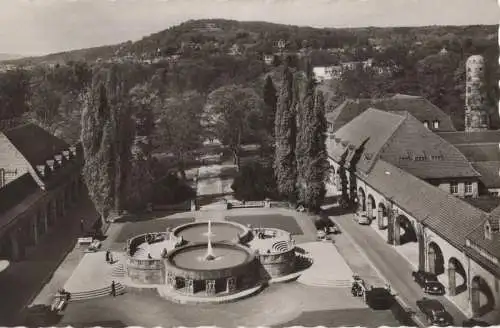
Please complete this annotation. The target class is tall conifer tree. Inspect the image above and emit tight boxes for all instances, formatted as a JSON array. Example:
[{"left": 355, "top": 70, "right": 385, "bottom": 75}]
[{"left": 274, "top": 65, "right": 297, "bottom": 203}]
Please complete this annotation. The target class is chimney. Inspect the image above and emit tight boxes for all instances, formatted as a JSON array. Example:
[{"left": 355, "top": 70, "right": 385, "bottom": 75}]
[
  {"left": 46, "top": 159, "right": 55, "bottom": 171},
  {"left": 54, "top": 154, "right": 63, "bottom": 165},
  {"left": 62, "top": 150, "right": 70, "bottom": 160},
  {"left": 36, "top": 165, "right": 46, "bottom": 177}
]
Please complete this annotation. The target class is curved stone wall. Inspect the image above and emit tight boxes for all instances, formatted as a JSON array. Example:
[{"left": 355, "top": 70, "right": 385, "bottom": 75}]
[
  {"left": 126, "top": 233, "right": 169, "bottom": 285},
  {"left": 257, "top": 248, "right": 296, "bottom": 278},
  {"left": 127, "top": 258, "right": 165, "bottom": 284},
  {"left": 165, "top": 242, "right": 257, "bottom": 281}
]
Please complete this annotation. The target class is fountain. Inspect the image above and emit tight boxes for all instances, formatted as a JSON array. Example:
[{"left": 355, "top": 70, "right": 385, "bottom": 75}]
[
  {"left": 203, "top": 220, "right": 216, "bottom": 261},
  {"left": 126, "top": 220, "right": 298, "bottom": 302}
]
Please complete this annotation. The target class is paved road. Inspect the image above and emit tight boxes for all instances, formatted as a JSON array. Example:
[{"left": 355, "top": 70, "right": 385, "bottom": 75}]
[{"left": 332, "top": 213, "right": 468, "bottom": 326}]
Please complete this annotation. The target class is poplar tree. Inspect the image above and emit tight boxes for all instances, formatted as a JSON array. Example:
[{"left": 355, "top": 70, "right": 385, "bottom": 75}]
[
  {"left": 304, "top": 91, "right": 328, "bottom": 211},
  {"left": 81, "top": 65, "right": 134, "bottom": 220},
  {"left": 263, "top": 75, "right": 278, "bottom": 136},
  {"left": 274, "top": 65, "right": 297, "bottom": 203}
]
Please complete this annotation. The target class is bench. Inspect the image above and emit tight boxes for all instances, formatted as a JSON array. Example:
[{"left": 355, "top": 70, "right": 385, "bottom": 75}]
[
  {"left": 77, "top": 237, "right": 93, "bottom": 246},
  {"left": 51, "top": 297, "right": 67, "bottom": 313}
]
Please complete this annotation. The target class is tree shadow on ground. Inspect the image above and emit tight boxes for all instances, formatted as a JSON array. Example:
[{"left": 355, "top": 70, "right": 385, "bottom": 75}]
[
  {"left": 115, "top": 217, "right": 195, "bottom": 243},
  {"left": 226, "top": 214, "right": 303, "bottom": 235},
  {"left": 112, "top": 209, "right": 190, "bottom": 223}
]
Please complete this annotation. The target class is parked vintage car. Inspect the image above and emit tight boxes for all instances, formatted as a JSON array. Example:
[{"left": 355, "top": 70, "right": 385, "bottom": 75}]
[
  {"left": 412, "top": 270, "right": 445, "bottom": 295},
  {"left": 354, "top": 212, "right": 371, "bottom": 225},
  {"left": 416, "top": 297, "right": 454, "bottom": 326}
]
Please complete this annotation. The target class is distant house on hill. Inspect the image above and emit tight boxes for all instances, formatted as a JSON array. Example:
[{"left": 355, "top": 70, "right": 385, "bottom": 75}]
[{"left": 263, "top": 54, "right": 274, "bottom": 65}]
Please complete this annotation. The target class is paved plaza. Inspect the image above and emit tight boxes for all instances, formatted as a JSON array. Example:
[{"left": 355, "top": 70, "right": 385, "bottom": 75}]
[{"left": 18, "top": 206, "right": 407, "bottom": 327}]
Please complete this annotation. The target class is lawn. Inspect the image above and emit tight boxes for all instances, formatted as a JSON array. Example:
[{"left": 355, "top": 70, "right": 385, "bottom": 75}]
[
  {"left": 115, "top": 218, "right": 195, "bottom": 243},
  {"left": 225, "top": 214, "right": 303, "bottom": 235}
]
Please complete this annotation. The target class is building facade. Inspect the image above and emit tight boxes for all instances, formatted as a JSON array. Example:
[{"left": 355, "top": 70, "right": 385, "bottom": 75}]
[{"left": 0, "top": 124, "right": 84, "bottom": 262}]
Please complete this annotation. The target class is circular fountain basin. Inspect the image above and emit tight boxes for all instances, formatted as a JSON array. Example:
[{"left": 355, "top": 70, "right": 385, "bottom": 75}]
[
  {"left": 165, "top": 242, "right": 256, "bottom": 280},
  {"left": 172, "top": 221, "right": 251, "bottom": 244}
]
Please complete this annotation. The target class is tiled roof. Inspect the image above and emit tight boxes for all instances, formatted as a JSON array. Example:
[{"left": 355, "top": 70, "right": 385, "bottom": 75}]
[
  {"left": 455, "top": 144, "right": 500, "bottom": 162},
  {"left": 471, "top": 162, "right": 500, "bottom": 188},
  {"left": 463, "top": 195, "right": 500, "bottom": 212},
  {"left": 327, "top": 108, "right": 405, "bottom": 173},
  {"left": 326, "top": 95, "right": 456, "bottom": 132},
  {"left": 364, "top": 160, "right": 486, "bottom": 252},
  {"left": 327, "top": 109, "right": 480, "bottom": 179},
  {"left": 465, "top": 215, "right": 500, "bottom": 276},
  {"left": 381, "top": 113, "right": 480, "bottom": 179},
  {"left": 437, "top": 130, "right": 500, "bottom": 145},
  {"left": 1, "top": 124, "right": 83, "bottom": 190},
  {"left": 2, "top": 123, "right": 70, "bottom": 168}
]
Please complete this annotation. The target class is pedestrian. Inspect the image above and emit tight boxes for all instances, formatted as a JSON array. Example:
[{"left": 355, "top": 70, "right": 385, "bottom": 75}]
[
  {"left": 111, "top": 280, "right": 116, "bottom": 297},
  {"left": 109, "top": 251, "right": 114, "bottom": 264},
  {"left": 105, "top": 250, "right": 110, "bottom": 263},
  {"left": 80, "top": 219, "right": 84, "bottom": 232}
]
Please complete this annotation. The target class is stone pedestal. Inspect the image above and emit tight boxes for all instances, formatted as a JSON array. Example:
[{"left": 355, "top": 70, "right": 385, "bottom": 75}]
[
  {"left": 206, "top": 279, "right": 216, "bottom": 296},
  {"left": 186, "top": 279, "right": 194, "bottom": 294},
  {"left": 167, "top": 272, "right": 176, "bottom": 289},
  {"left": 226, "top": 277, "right": 236, "bottom": 293}
]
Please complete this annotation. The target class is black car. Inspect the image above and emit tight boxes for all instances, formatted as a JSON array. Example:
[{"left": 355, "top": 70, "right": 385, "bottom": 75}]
[
  {"left": 366, "top": 287, "right": 395, "bottom": 310},
  {"left": 462, "top": 318, "right": 491, "bottom": 327},
  {"left": 412, "top": 270, "right": 445, "bottom": 295},
  {"left": 416, "top": 297, "right": 454, "bottom": 327}
]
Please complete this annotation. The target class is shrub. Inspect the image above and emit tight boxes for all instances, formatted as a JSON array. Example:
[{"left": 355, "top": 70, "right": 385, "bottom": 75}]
[
  {"left": 151, "top": 173, "right": 196, "bottom": 205},
  {"left": 231, "top": 161, "right": 279, "bottom": 201}
]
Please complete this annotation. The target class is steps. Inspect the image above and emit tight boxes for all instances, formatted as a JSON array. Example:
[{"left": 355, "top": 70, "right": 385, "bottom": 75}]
[
  {"left": 111, "top": 262, "right": 126, "bottom": 278},
  {"left": 297, "top": 278, "right": 352, "bottom": 288},
  {"left": 272, "top": 241, "right": 290, "bottom": 252},
  {"left": 68, "top": 282, "right": 126, "bottom": 302}
]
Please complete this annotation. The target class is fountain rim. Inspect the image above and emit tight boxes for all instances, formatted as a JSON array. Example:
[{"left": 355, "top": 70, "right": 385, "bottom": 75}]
[
  {"left": 171, "top": 220, "right": 251, "bottom": 243},
  {"left": 165, "top": 241, "right": 256, "bottom": 274}
]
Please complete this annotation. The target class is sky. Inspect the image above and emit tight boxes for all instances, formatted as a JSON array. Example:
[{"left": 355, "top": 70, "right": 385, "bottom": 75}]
[{"left": 0, "top": 0, "right": 499, "bottom": 56}]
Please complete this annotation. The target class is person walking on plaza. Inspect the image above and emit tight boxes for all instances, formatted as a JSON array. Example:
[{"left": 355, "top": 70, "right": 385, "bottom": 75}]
[
  {"left": 109, "top": 251, "right": 114, "bottom": 264},
  {"left": 111, "top": 280, "right": 116, "bottom": 297},
  {"left": 80, "top": 219, "right": 84, "bottom": 232},
  {"left": 105, "top": 250, "right": 110, "bottom": 263}
]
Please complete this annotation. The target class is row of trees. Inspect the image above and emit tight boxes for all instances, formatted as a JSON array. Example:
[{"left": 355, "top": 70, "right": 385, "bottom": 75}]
[{"left": 274, "top": 61, "right": 328, "bottom": 212}]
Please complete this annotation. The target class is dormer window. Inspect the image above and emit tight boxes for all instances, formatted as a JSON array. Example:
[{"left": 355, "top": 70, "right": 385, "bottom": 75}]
[
  {"left": 423, "top": 121, "right": 429, "bottom": 129},
  {"left": 433, "top": 120, "right": 439, "bottom": 129},
  {"left": 485, "top": 221, "right": 492, "bottom": 240}
]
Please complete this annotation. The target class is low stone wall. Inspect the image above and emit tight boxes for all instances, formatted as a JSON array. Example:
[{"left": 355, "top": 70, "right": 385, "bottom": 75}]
[
  {"left": 126, "top": 233, "right": 170, "bottom": 285},
  {"left": 127, "top": 258, "right": 165, "bottom": 284},
  {"left": 257, "top": 249, "right": 296, "bottom": 279}
]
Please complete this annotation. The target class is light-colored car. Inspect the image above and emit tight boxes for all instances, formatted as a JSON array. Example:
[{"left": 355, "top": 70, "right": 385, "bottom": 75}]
[{"left": 355, "top": 212, "right": 371, "bottom": 225}]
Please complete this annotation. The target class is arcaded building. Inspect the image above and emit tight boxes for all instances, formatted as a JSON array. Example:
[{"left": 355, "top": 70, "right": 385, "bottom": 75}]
[
  {"left": 0, "top": 123, "right": 84, "bottom": 261},
  {"left": 325, "top": 55, "right": 500, "bottom": 321}
]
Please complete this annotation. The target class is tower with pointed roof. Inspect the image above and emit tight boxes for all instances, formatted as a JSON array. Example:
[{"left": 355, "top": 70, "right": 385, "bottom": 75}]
[{"left": 465, "top": 55, "right": 489, "bottom": 132}]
